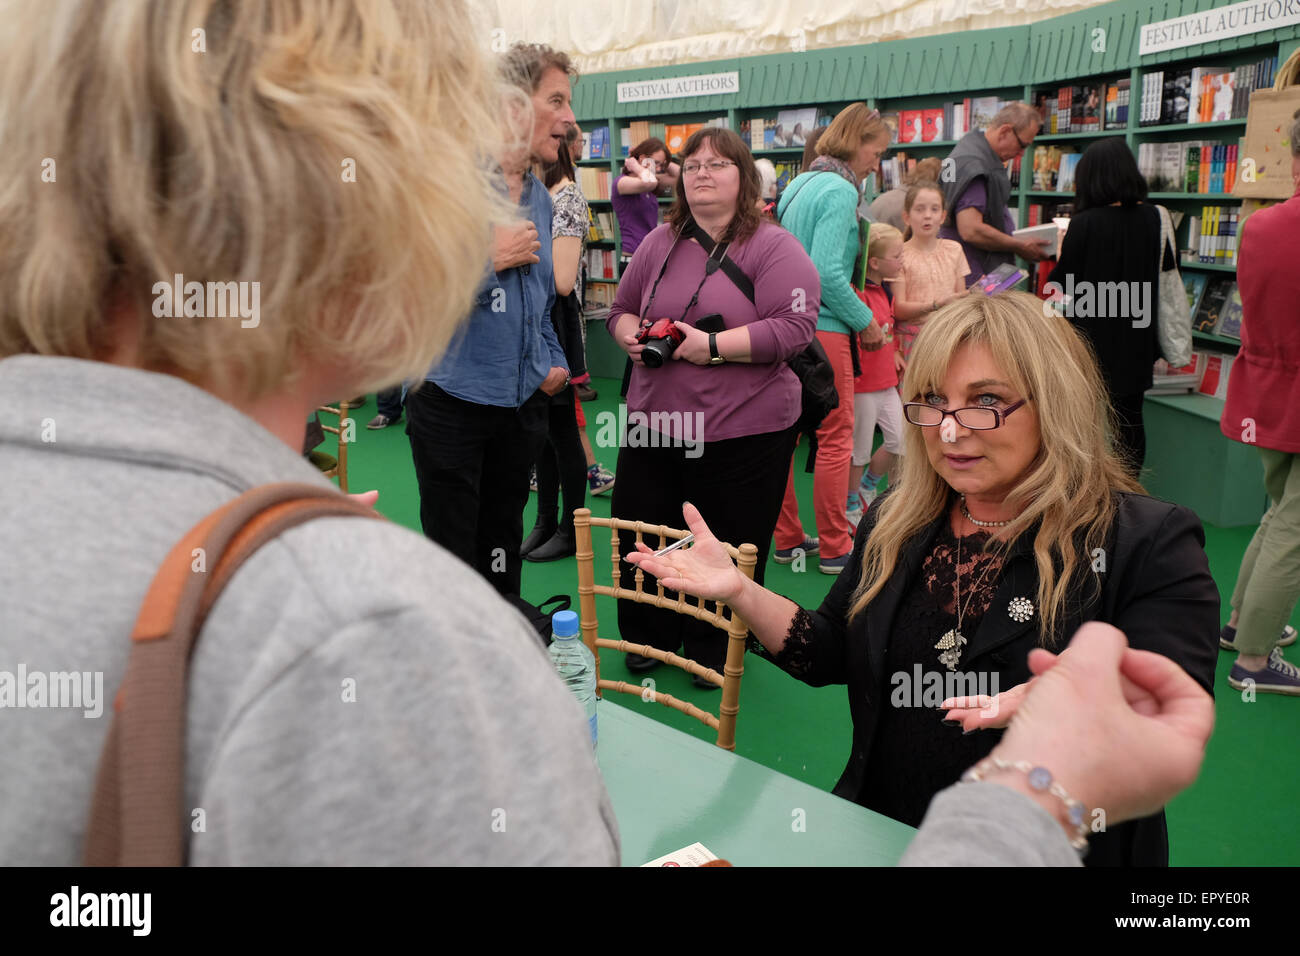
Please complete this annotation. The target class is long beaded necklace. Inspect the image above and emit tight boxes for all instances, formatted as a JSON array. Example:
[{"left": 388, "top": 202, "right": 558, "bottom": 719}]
[{"left": 935, "top": 504, "right": 1003, "bottom": 671}]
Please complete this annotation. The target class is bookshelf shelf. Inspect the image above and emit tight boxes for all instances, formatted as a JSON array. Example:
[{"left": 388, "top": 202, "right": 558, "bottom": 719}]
[
  {"left": 588, "top": 238, "right": 616, "bottom": 246},
  {"left": 588, "top": 277, "right": 619, "bottom": 285},
  {"left": 589, "top": 199, "right": 613, "bottom": 205},
  {"left": 1193, "top": 330, "right": 1243, "bottom": 347},
  {"left": 751, "top": 148, "right": 804, "bottom": 156},
  {"left": 1024, "top": 190, "right": 1071, "bottom": 197},
  {"left": 1136, "top": 119, "right": 1248, "bottom": 135},
  {"left": 1149, "top": 192, "right": 1240, "bottom": 201},
  {"left": 1181, "top": 259, "right": 1237, "bottom": 273},
  {"left": 577, "top": 158, "right": 611, "bottom": 166},
  {"left": 893, "top": 139, "right": 958, "bottom": 149},
  {"left": 1033, "top": 130, "right": 1127, "bottom": 142}
]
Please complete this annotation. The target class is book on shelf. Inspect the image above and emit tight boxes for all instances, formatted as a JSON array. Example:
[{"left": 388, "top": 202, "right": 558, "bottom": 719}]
[
  {"left": 1103, "top": 79, "right": 1131, "bottom": 130},
  {"left": 1056, "top": 153, "right": 1081, "bottom": 194},
  {"left": 880, "top": 113, "right": 900, "bottom": 144},
  {"left": 921, "top": 108, "right": 944, "bottom": 142},
  {"left": 1148, "top": 352, "right": 1207, "bottom": 393},
  {"left": 1030, "top": 145, "right": 1077, "bottom": 192},
  {"left": 578, "top": 166, "right": 612, "bottom": 201},
  {"left": 969, "top": 96, "right": 1001, "bottom": 131},
  {"left": 1183, "top": 272, "right": 1208, "bottom": 318},
  {"left": 583, "top": 280, "right": 616, "bottom": 314},
  {"left": 1216, "top": 282, "right": 1243, "bottom": 338},
  {"left": 1195, "top": 206, "right": 1238, "bottom": 265},
  {"left": 1197, "top": 352, "right": 1234, "bottom": 399},
  {"left": 585, "top": 247, "right": 617, "bottom": 281},
  {"left": 772, "top": 108, "right": 817, "bottom": 148},
  {"left": 900, "top": 110, "right": 922, "bottom": 145},
  {"left": 586, "top": 207, "right": 616, "bottom": 242},
  {"left": 1137, "top": 139, "right": 1242, "bottom": 194},
  {"left": 773, "top": 159, "right": 803, "bottom": 191},
  {"left": 1193, "top": 277, "right": 1231, "bottom": 332}
]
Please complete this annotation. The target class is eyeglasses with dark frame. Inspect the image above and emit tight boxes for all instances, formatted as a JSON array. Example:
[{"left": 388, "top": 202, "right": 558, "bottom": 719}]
[
  {"left": 1010, "top": 126, "right": 1033, "bottom": 152},
  {"left": 903, "top": 399, "right": 1028, "bottom": 430},
  {"left": 682, "top": 160, "right": 737, "bottom": 176}
]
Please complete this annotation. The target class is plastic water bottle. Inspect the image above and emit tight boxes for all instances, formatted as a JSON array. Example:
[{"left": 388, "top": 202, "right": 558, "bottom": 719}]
[{"left": 548, "top": 610, "right": 597, "bottom": 748}]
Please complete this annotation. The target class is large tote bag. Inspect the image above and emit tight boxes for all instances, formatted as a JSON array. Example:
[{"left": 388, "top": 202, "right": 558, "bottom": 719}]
[{"left": 1155, "top": 204, "right": 1192, "bottom": 367}]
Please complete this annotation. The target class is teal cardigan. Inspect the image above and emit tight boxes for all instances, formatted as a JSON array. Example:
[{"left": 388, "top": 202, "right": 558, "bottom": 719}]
[{"left": 777, "top": 171, "right": 874, "bottom": 335}]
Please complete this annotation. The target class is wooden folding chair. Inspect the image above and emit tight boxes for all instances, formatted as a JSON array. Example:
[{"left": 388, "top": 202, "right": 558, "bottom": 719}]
[
  {"left": 313, "top": 401, "right": 356, "bottom": 493},
  {"left": 573, "top": 507, "right": 758, "bottom": 751}
]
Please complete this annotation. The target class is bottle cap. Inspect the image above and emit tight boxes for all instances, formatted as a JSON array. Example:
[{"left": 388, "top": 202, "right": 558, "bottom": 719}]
[{"left": 552, "top": 610, "right": 580, "bottom": 638}]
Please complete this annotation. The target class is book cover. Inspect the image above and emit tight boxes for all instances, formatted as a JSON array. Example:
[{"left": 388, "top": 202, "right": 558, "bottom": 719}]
[
  {"left": 1057, "top": 153, "right": 1081, "bottom": 194},
  {"left": 1073, "top": 84, "right": 1102, "bottom": 130},
  {"left": 974, "top": 263, "right": 1029, "bottom": 294},
  {"left": 1194, "top": 277, "right": 1230, "bottom": 332},
  {"left": 764, "top": 126, "right": 775, "bottom": 149},
  {"left": 971, "top": 96, "right": 1000, "bottom": 131},
  {"left": 1216, "top": 282, "right": 1243, "bottom": 338},
  {"left": 900, "top": 110, "right": 921, "bottom": 144},
  {"left": 1210, "top": 73, "right": 1235, "bottom": 122},
  {"left": 1197, "top": 354, "right": 1233, "bottom": 398},
  {"left": 921, "top": 108, "right": 944, "bottom": 142},
  {"left": 1183, "top": 272, "right": 1208, "bottom": 317},
  {"left": 776, "top": 108, "right": 817, "bottom": 147}
]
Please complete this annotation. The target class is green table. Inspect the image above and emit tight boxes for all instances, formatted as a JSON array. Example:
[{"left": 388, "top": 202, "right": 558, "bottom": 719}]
[{"left": 597, "top": 701, "right": 916, "bottom": 866}]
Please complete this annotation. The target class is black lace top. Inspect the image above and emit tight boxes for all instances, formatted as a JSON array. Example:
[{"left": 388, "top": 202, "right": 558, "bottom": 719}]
[
  {"left": 857, "top": 521, "right": 1005, "bottom": 826},
  {"left": 753, "top": 518, "right": 1010, "bottom": 827}
]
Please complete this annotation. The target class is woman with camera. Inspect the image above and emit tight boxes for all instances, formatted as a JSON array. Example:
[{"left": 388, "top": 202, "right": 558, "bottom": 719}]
[
  {"left": 626, "top": 292, "right": 1219, "bottom": 863},
  {"left": 605, "top": 128, "right": 820, "bottom": 686}
]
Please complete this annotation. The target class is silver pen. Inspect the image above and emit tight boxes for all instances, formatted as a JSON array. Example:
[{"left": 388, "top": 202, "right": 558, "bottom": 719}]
[{"left": 652, "top": 533, "right": 694, "bottom": 558}]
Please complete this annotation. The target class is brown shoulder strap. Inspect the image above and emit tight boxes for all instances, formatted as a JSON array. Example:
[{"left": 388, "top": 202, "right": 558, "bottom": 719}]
[{"left": 83, "top": 483, "right": 381, "bottom": 866}]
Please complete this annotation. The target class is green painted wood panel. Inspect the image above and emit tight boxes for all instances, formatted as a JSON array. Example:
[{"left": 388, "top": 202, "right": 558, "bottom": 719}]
[{"left": 571, "top": 0, "right": 1300, "bottom": 123}]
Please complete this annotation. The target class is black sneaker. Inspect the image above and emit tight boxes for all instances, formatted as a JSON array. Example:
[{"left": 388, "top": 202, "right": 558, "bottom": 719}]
[
  {"left": 576, "top": 384, "right": 598, "bottom": 402},
  {"left": 1219, "top": 623, "right": 1298, "bottom": 651},
  {"left": 366, "top": 413, "right": 400, "bottom": 430},
  {"left": 1227, "top": 647, "right": 1300, "bottom": 696},
  {"left": 625, "top": 652, "right": 660, "bottom": 673}
]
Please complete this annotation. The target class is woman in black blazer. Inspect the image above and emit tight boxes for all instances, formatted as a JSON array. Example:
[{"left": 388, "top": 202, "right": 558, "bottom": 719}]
[
  {"left": 1046, "top": 138, "right": 1174, "bottom": 477},
  {"left": 627, "top": 292, "right": 1219, "bottom": 866}
]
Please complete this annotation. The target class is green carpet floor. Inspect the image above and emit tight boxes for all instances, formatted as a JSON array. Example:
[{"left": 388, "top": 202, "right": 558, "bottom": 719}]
[{"left": 344, "top": 378, "right": 1298, "bottom": 866}]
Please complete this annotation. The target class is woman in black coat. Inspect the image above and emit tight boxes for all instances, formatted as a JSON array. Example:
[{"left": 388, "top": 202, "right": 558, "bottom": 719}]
[
  {"left": 1046, "top": 138, "right": 1175, "bottom": 477},
  {"left": 627, "top": 292, "right": 1219, "bottom": 866}
]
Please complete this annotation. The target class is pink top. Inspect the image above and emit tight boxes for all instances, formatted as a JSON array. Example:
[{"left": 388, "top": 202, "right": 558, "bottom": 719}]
[{"left": 892, "top": 239, "right": 970, "bottom": 314}]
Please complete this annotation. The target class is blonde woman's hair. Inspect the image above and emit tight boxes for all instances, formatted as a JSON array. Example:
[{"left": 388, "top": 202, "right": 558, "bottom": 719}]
[
  {"left": 866, "top": 223, "right": 904, "bottom": 260},
  {"left": 0, "top": 0, "right": 511, "bottom": 400},
  {"left": 849, "top": 292, "right": 1142, "bottom": 643},
  {"left": 817, "top": 103, "right": 890, "bottom": 164}
]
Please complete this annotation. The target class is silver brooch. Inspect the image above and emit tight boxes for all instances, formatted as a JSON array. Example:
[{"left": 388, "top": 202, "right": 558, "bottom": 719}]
[{"left": 1008, "top": 597, "right": 1035, "bottom": 623}]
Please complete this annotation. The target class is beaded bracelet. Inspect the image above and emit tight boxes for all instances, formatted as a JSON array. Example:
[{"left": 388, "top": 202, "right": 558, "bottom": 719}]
[{"left": 961, "top": 757, "right": 1091, "bottom": 855}]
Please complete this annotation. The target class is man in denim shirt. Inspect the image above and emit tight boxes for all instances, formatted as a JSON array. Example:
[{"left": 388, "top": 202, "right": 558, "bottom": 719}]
[{"left": 406, "top": 43, "right": 575, "bottom": 598}]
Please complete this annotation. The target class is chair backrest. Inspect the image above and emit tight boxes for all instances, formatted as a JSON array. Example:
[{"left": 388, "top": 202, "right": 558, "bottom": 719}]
[
  {"left": 314, "top": 401, "right": 355, "bottom": 492},
  {"left": 572, "top": 507, "right": 758, "bottom": 751}
]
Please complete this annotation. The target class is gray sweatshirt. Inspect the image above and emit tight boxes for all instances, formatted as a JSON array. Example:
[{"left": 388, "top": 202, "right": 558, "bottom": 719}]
[{"left": 0, "top": 356, "right": 619, "bottom": 865}]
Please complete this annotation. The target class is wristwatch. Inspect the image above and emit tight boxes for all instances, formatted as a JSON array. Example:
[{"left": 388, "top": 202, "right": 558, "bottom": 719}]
[{"left": 708, "top": 332, "right": 725, "bottom": 365}]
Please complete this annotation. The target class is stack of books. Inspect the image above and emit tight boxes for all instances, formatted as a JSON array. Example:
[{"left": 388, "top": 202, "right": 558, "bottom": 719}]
[
  {"left": 1140, "top": 55, "right": 1278, "bottom": 126},
  {"left": 1184, "top": 209, "right": 1239, "bottom": 266},
  {"left": 577, "top": 167, "right": 612, "bottom": 201},
  {"left": 1137, "top": 140, "right": 1240, "bottom": 193}
]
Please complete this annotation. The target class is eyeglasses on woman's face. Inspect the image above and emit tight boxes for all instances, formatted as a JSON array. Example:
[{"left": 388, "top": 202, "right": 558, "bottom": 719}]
[
  {"left": 682, "top": 160, "right": 737, "bottom": 177},
  {"left": 903, "top": 399, "right": 1027, "bottom": 430}
]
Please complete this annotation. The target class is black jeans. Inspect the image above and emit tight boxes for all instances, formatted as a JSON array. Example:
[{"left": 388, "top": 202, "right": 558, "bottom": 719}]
[
  {"left": 1111, "top": 391, "right": 1146, "bottom": 479},
  {"left": 405, "top": 382, "right": 548, "bottom": 597},
  {"left": 535, "top": 388, "right": 587, "bottom": 535},
  {"left": 611, "top": 423, "right": 799, "bottom": 672}
]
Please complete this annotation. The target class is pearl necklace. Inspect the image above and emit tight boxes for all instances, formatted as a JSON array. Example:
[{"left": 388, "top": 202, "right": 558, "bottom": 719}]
[{"left": 960, "top": 495, "right": 1012, "bottom": 528}]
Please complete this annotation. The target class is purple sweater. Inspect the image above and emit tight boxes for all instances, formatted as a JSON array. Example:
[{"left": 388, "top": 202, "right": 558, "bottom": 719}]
[{"left": 607, "top": 221, "right": 820, "bottom": 442}]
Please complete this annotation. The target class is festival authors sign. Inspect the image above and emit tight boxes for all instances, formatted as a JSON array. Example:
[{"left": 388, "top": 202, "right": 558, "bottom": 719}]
[
  {"left": 617, "top": 71, "right": 740, "bottom": 104},
  {"left": 1140, "top": 0, "right": 1300, "bottom": 56}
]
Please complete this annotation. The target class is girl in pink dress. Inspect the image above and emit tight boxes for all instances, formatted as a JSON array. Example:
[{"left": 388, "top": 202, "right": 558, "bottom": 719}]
[{"left": 890, "top": 181, "right": 970, "bottom": 359}]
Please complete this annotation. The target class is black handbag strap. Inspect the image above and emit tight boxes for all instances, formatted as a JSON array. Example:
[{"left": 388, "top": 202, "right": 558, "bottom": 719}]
[{"left": 685, "top": 219, "right": 755, "bottom": 304}]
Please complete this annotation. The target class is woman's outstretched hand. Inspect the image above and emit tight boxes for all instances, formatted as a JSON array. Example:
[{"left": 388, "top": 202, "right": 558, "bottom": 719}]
[{"left": 624, "top": 502, "right": 748, "bottom": 605}]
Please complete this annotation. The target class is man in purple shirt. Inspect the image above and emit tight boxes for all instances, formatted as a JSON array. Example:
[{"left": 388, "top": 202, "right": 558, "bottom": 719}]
[{"left": 940, "top": 103, "right": 1051, "bottom": 285}]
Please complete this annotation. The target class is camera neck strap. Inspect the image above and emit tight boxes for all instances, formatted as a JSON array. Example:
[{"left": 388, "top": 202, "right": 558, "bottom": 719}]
[{"left": 643, "top": 220, "right": 733, "bottom": 325}]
